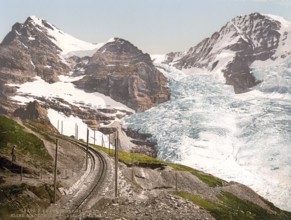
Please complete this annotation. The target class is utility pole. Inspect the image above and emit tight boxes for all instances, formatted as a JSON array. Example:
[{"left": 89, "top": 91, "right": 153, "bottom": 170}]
[
  {"left": 61, "top": 121, "right": 63, "bottom": 135},
  {"left": 102, "top": 135, "right": 104, "bottom": 147},
  {"left": 54, "top": 139, "right": 58, "bottom": 204},
  {"left": 108, "top": 134, "right": 111, "bottom": 155},
  {"left": 175, "top": 172, "right": 178, "bottom": 192},
  {"left": 86, "top": 128, "right": 89, "bottom": 170},
  {"left": 114, "top": 131, "right": 119, "bottom": 199},
  {"left": 131, "top": 155, "right": 134, "bottom": 181},
  {"left": 57, "top": 120, "right": 59, "bottom": 132},
  {"left": 94, "top": 129, "right": 96, "bottom": 145}
]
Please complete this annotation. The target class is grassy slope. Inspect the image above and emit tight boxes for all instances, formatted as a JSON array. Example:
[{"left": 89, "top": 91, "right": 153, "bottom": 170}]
[
  {"left": 0, "top": 116, "right": 57, "bottom": 219},
  {"left": 95, "top": 145, "right": 224, "bottom": 187},
  {"left": 176, "top": 191, "right": 291, "bottom": 220},
  {"left": 0, "top": 115, "right": 53, "bottom": 169}
]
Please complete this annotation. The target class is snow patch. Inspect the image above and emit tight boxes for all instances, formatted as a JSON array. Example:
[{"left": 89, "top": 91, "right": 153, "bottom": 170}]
[
  {"left": 47, "top": 109, "right": 110, "bottom": 146},
  {"left": 28, "top": 16, "right": 106, "bottom": 58},
  {"left": 8, "top": 75, "right": 134, "bottom": 113}
]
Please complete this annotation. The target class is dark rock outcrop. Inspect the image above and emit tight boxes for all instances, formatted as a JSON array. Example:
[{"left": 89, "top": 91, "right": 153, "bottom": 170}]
[
  {"left": 13, "top": 101, "right": 57, "bottom": 132},
  {"left": 74, "top": 38, "right": 170, "bottom": 112}
]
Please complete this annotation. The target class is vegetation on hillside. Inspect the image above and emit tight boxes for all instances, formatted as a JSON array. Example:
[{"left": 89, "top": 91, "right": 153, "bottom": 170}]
[
  {"left": 0, "top": 115, "right": 53, "bottom": 169},
  {"left": 93, "top": 144, "right": 224, "bottom": 187},
  {"left": 176, "top": 191, "right": 291, "bottom": 220}
]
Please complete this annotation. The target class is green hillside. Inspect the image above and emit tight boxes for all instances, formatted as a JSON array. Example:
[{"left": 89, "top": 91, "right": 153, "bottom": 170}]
[{"left": 0, "top": 115, "right": 53, "bottom": 169}]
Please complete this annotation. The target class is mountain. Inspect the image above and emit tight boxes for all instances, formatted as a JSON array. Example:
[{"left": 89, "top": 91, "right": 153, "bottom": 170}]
[
  {"left": 158, "top": 13, "right": 291, "bottom": 93},
  {"left": 0, "top": 16, "right": 169, "bottom": 113},
  {"left": 73, "top": 38, "right": 169, "bottom": 112},
  {"left": 0, "top": 16, "right": 99, "bottom": 84}
]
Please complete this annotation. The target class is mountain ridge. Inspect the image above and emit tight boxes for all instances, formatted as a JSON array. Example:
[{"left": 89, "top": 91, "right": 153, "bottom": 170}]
[
  {"left": 0, "top": 16, "right": 170, "bottom": 112},
  {"left": 157, "top": 12, "right": 291, "bottom": 93}
]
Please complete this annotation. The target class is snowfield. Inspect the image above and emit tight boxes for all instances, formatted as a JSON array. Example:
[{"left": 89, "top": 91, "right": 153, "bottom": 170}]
[
  {"left": 29, "top": 16, "right": 105, "bottom": 58},
  {"left": 126, "top": 58, "right": 291, "bottom": 212},
  {"left": 8, "top": 74, "right": 133, "bottom": 146},
  {"left": 9, "top": 75, "right": 133, "bottom": 112}
]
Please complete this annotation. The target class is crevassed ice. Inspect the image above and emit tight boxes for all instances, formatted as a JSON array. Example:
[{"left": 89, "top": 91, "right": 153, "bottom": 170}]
[{"left": 125, "top": 57, "right": 291, "bottom": 211}]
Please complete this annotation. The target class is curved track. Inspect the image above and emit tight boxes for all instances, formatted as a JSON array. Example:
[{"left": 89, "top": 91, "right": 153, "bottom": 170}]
[{"left": 58, "top": 137, "right": 108, "bottom": 216}]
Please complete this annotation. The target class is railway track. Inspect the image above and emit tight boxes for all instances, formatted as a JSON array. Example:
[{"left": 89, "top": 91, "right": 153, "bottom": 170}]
[{"left": 57, "top": 136, "right": 109, "bottom": 217}]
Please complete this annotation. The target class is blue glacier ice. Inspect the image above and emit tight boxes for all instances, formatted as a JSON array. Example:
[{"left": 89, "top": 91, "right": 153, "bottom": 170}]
[{"left": 125, "top": 58, "right": 291, "bottom": 211}]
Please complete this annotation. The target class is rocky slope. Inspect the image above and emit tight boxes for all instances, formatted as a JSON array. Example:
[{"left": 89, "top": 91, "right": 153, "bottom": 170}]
[
  {"left": 161, "top": 13, "right": 291, "bottom": 93},
  {"left": 73, "top": 38, "right": 170, "bottom": 112}
]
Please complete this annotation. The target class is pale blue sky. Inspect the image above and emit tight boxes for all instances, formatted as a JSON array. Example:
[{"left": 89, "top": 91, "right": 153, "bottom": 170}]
[{"left": 1, "top": 0, "right": 291, "bottom": 54}]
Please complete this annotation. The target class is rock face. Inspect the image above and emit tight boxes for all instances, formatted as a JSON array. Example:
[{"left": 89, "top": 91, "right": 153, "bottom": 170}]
[
  {"left": 0, "top": 16, "right": 71, "bottom": 84},
  {"left": 13, "top": 101, "right": 57, "bottom": 132},
  {"left": 164, "top": 13, "right": 291, "bottom": 93},
  {"left": 74, "top": 38, "right": 170, "bottom": 112},
  {"left": 13, "top": 101, "right": 47, "bottom": 120}
]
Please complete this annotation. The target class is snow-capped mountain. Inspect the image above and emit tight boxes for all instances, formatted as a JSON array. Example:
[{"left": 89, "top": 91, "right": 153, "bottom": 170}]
[
  {"left": 0, "top": 16, "right": 169, "bottom": 113},
  {"left": 0, "top": 16, "right": 102, "bottom": 84},
  {"left": 3, "top": 16, "right": 103, "bottom": 58},
  {"left": 156, "top": 12, "right": 291, "bottom": 93}
]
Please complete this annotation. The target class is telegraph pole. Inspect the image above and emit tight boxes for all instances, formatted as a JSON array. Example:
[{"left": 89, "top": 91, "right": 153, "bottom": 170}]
[
  {"left": 114, "top": 131, "right": 119, "bottom": 199},
  {"left": 94, "top": 129, "right": 96, "bottom": 145},
  {"left": 54, "top": 139, "right": 58, "bottom": 203},
  {"left": 175, "top": 172, "right": 178, "bottom": 192},
  {"left": 86, "top": 128, "right": 89, "bottom": 170},
  {"left": 61, "top": 121, "right": 63, "bottom": 135},
  {"left": 108, "top": 134, "right": 111, "bottom": 155}
]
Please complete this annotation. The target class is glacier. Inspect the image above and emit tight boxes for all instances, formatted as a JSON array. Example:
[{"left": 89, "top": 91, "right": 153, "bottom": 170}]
[{"left": 125, "top": 58, "right": 291, "bottom": 211}]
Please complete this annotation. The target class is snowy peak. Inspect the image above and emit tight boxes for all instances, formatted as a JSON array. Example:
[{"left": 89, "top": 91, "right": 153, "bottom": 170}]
[
  {"left": 2, "top": 16, "right": 102, "bottom": 58},
  {"left": 0, "top": 16, "right": 108, "bottom": 84},
  {"left": 162, "top": 12, "right": 291, "bottom": 93},
  {"left": 25, "top": 16, "right": 59, "bottom": 31},
  {"left": 25, "top": 16, "right": 102, "bottom": 58}
]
